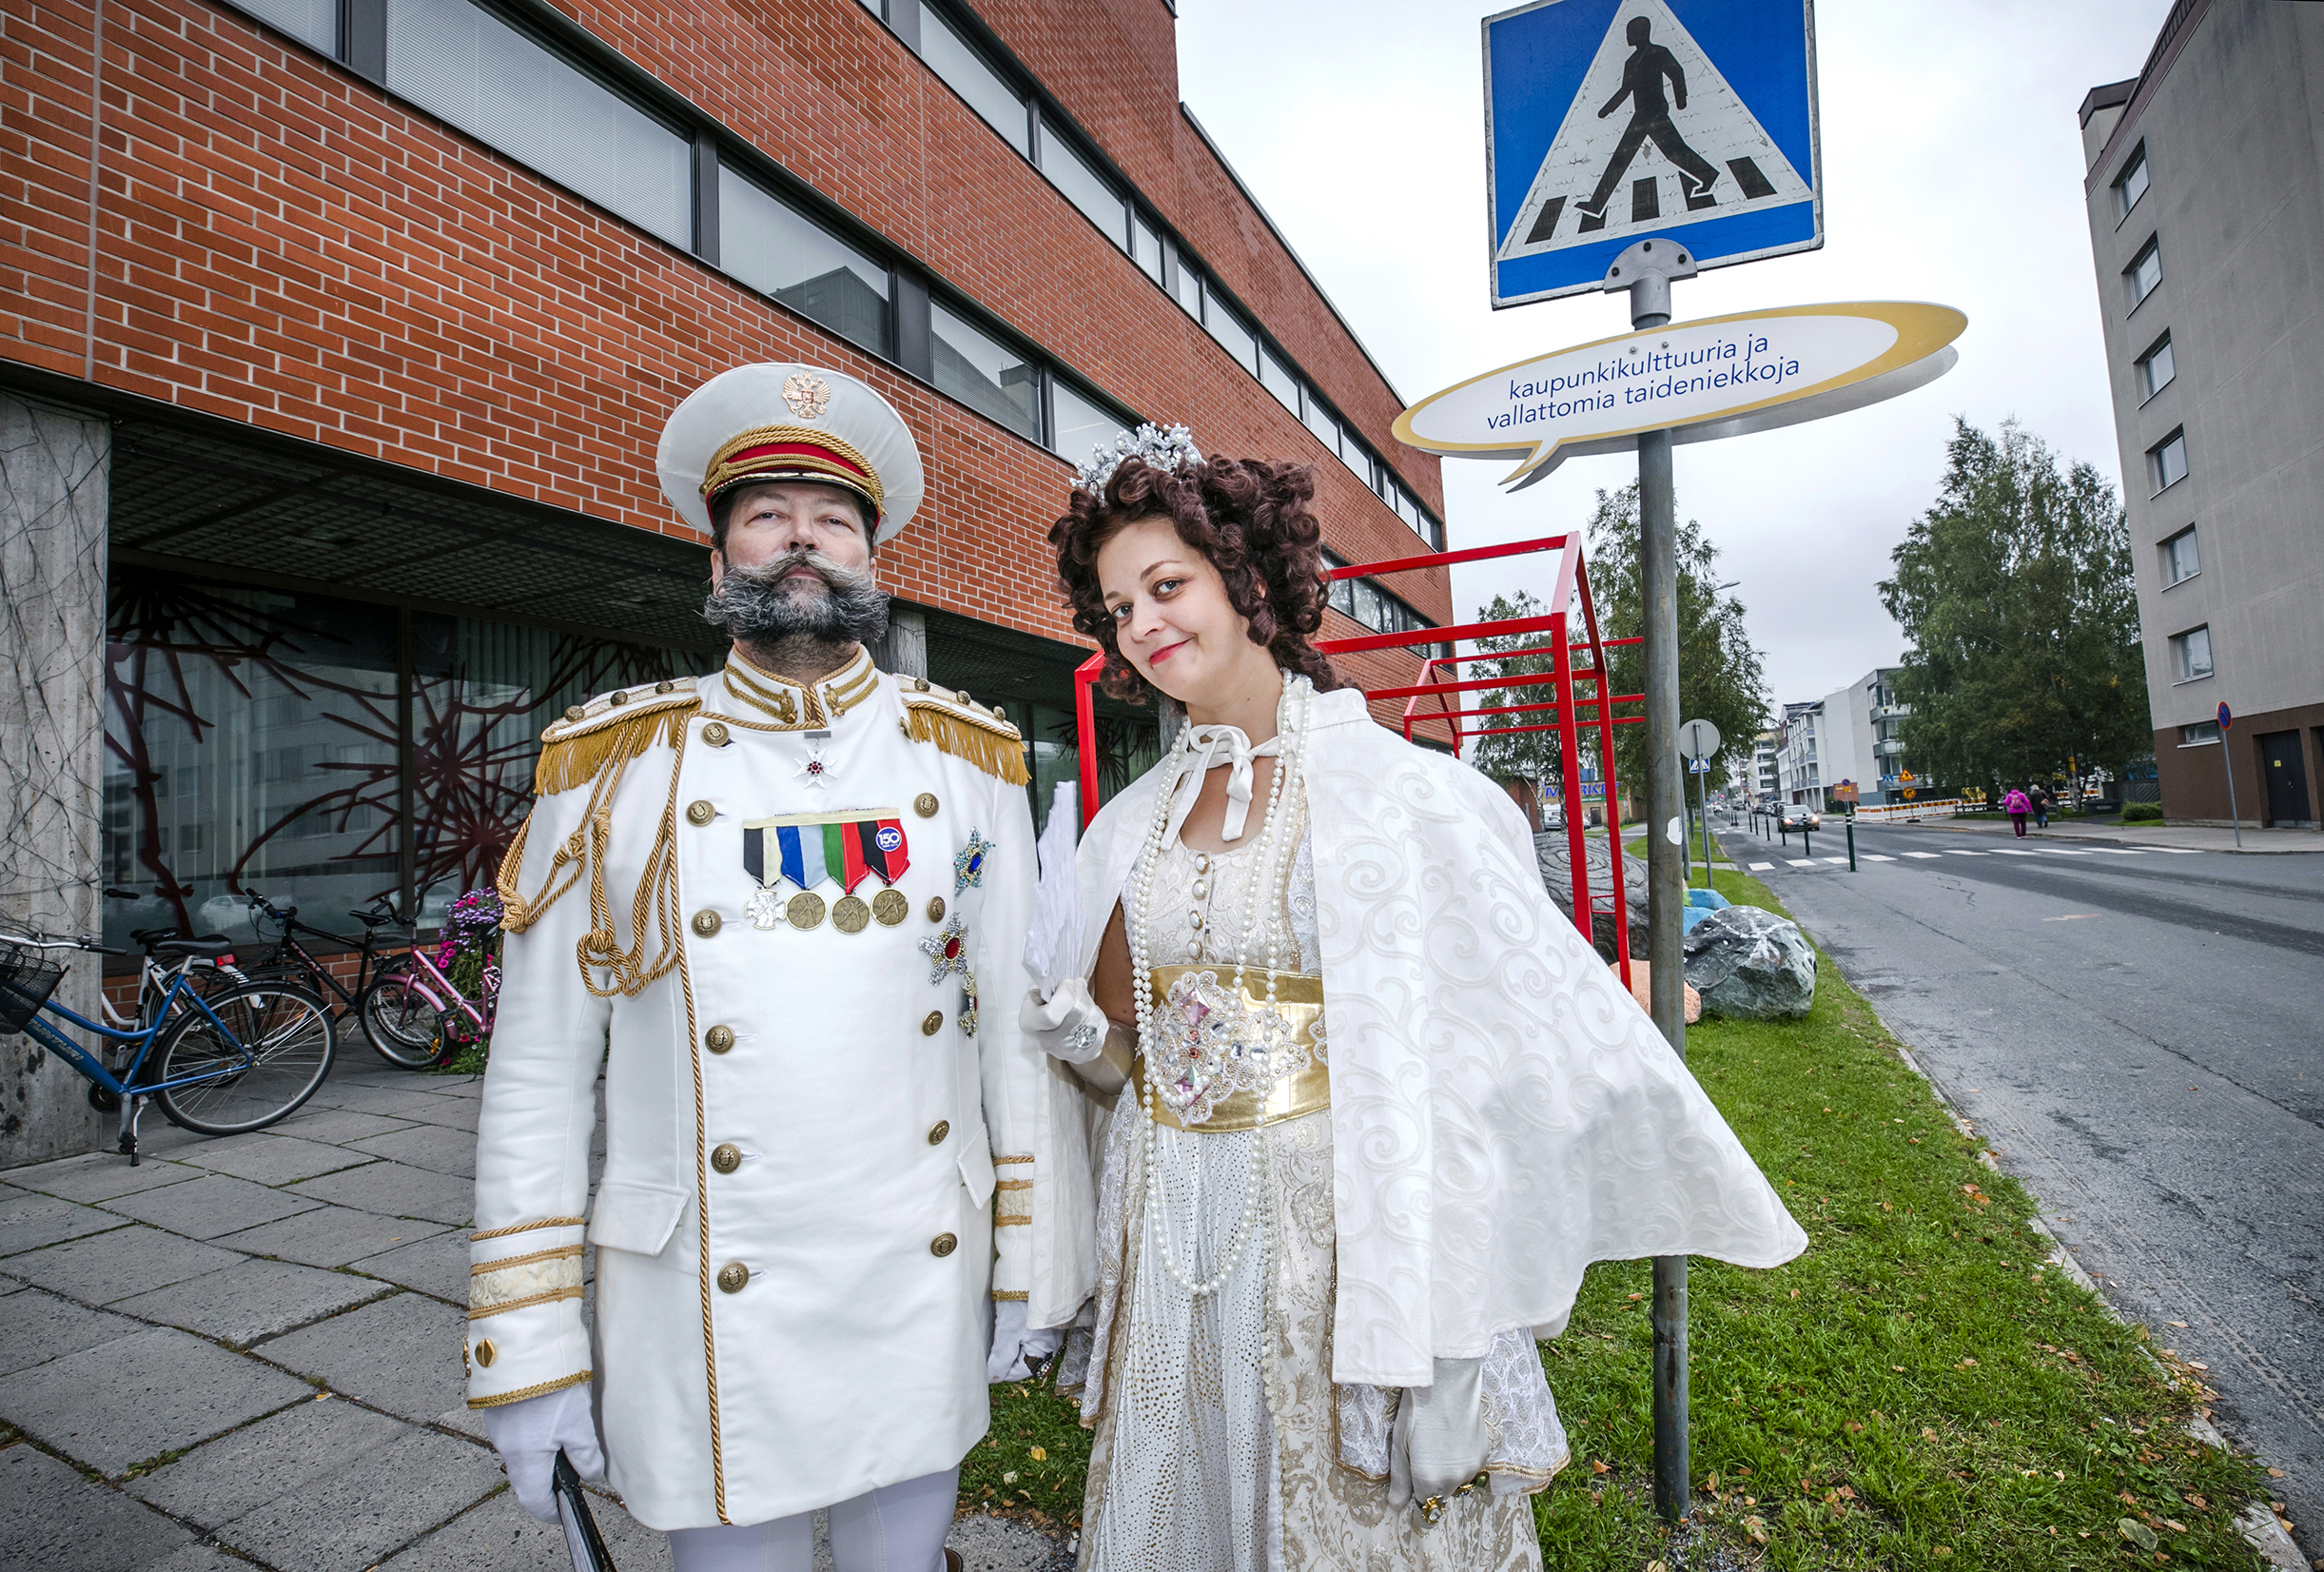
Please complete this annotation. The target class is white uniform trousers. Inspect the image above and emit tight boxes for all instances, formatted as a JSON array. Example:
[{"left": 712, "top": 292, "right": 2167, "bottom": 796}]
[{"left": 666, "top": 1466, "right": 958, "bottom": 1572}]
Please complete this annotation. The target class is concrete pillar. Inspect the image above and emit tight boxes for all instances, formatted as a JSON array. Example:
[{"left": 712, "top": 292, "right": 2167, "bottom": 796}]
[
  {"left": 878, "top": 602, "right": 928, "bottom": 679},
  {"left": 1, "top": 393, "right": 108, "bottom": 1168}
]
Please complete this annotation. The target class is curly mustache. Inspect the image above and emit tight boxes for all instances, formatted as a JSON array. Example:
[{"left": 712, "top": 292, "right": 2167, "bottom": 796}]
[{"left": 701, "top": 548, "right": 889, "bottom": 647}]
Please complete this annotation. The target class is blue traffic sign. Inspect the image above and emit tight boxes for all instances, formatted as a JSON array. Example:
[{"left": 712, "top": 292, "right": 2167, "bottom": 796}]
[
  {"left": 1688, "top": 757, "right": 1711, "bottom": 773},
  {"left": 2217, "top": 701, "right": 2233, "bottom": 731},
  {"left": 1483, "top": 0, "right": 1823, "bottom": 306}
]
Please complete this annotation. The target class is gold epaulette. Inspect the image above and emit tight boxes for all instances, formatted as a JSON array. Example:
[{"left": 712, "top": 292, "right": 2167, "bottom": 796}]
[
  {"left": 898, "top": 679, "right": 1030, "bottom": 786},
  {"left": 534, "top": 685, "right": 701, "bottom": 796}
]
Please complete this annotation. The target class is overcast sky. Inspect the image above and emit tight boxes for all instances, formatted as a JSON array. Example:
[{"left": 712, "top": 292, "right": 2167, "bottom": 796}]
[{"left": 1175, "top": 0, "right": 2174, "bottom": 715}]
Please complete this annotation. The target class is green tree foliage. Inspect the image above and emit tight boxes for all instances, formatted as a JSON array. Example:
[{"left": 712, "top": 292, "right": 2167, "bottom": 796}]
[
  {"left": 1580, "top": 483, "right": 1770, "bottom": 796},
  {"left": 1877, "top": 420, "right": 2149, "bottom": 799},
  {"left": 1467, "top": 589, "right": 1565, "bottom": 785}
]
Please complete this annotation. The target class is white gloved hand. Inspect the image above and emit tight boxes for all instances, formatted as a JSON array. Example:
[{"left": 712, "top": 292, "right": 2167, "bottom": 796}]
[
  {"left": 987, "top": 1298, "right": 1066, "bottom": 1381},
  {"left": 1386, "top": 1357, "right": 1491, "bottom": 1519},
  {"left": 477, "top": 1382, "right": 604, "bottom": 1523},
  {"left": 1018, "top": 977, "right": 1108, "bottom": 1064}
]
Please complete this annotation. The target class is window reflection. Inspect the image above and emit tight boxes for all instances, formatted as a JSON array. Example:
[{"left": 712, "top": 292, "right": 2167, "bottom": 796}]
[
  {"left": 720, "top": 167, "right": 892, "bottom": 356},
  {"left": 932, "top": 302, "right": 1042, "bottom": 442}
]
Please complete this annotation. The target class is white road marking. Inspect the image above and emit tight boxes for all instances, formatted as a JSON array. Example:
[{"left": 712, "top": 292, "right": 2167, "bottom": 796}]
[
  {"left": 2150, "top": 848, "right": 2204, "bottom": 854},
  {"left": 1823, "top": 857, "right": 1850, "bottom": 865},
  {"left": 1787, "top": 858, "right": 1817, "bottom": 867},
  {"left": 1748, "top": 861, "right": 1774, "bottom": 871},
  {"left": 1946, "top": 850, "right": 1990, "bottom": 856},
  {"left": 1862, "top": 854, "right": 1897, "bottom": 861},
  {"left": 2047, "top": 850, "right": 2093, "bottom": 855},
  {"left": 1903, "top": 852, "right": 1943, "bottom": 859},
  {"left": 2097, "top": 848, "right": 2147, "bottom": 855},
  {"left": 1991, "top": 849, "right": 2038, "bottom": 856}
]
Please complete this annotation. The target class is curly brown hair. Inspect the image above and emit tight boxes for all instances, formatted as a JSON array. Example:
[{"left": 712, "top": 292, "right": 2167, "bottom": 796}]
[{"left": 1048, "top": 455, "right": 1349, "bottom": 702}]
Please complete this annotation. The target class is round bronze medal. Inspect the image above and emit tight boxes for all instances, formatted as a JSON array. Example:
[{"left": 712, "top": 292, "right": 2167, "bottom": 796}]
[
  {"left": 786, "top": 892, "right": 826, "bottom": 930},
  {"left": 870, "top": 889, "right": 908, "bottom": 926},
  {"left": 831, "top": 894, "right": 869, "bottom": 933}
]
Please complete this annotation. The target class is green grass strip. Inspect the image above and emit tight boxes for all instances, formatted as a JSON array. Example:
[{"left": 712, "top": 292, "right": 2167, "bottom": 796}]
[{"left": 969, "top": 861, "right": 2269, "bottom": 1568}]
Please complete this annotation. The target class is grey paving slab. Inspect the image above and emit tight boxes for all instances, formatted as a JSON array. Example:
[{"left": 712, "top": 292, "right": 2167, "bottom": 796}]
[
  {"left": 213, "top": 1203, "right": 445, "bottom": 1268},
  {"left": 0, "top": 1325, "right": 312, "bottom": 1476},
  {"left": 2, "top": 1226, "right": 246, "bottom": 1305},
  {"left": 169, "top": 1132, "right": 376, "bottom": 1186},
  {"left": 0, "top": 1287, "right": 150, "bottom": 1376},
  {"left": 259, "top": 1290, "right": 463, "bottom": 1423},
  {"left": 0, "top": 1442, "right": 198, "bottom": 1572},
  {"left": 127, "top": 1393, "right": 410, "bottom": 1526},
  {"left": 111, "top": 1256, "right": 390, "bottom": 1347},
  {"left": 100, "top": 1172, "right": 319, "bottom": 1240},
  {"left": 381, "top": 1487, "right": 674, "bottom": 1572},
  {"left": 0, "top": 1189, "right": 131, "bottom": 1256},
  {"left": 428, "top": 1075, "right": 485, "bottom": 1098},
  {"left": 348, "top": 1122, "right": 477, "bottom": 1178},
  {"left": 292, "top": 1159, "right": 471, "bottom": 1226},
  {"left": 1, "top": 1153, "right": 205, "bottom": 1204},
  {"left": 137, "top": 1546, "right": 249, "bottom": 1572},
  {"left": 432, "top": 1404, "right": 487, "bottom": 1443},
  {"left": 394, "top": 1095, "right": 481, "bottom": 1133},
  {"left": 948, "top": 1512, "right": 1075, "bottom": 1572},
  {"left": 314, "top": 1084, "right": 474, "bottom": 1122},
  {"left": 273, "top": 1106, "right": 418, "bottom": 1144},
  {"left": 215, "top": 1425, "right": 501, "bottom": 1572},
  {"left": 352, "top": 1228, "right": 471, "bottom": 1303}
]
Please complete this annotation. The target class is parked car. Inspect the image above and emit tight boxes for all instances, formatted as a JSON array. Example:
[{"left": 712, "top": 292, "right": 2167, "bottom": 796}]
[{"left": 1779, "top": 807, "right": 1822, "bottom": 831}]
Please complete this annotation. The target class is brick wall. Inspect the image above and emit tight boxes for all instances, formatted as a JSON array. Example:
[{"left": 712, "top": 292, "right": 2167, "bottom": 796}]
[{"left": 2, "top": 0, "right": 1448, "bottom": 677}]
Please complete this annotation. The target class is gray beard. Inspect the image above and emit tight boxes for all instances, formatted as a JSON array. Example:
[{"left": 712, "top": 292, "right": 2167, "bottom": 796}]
[{"left": 701, "top": 549, "right": 889, "bottom": 650}]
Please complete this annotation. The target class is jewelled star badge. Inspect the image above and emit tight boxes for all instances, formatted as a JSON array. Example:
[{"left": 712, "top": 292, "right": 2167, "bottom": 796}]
[
  {"left": 953, "top": 830, "right": 994, "bottom": 894},
  {"left": 795, "top": 737, "right": 835, "bottom": 789},
  {"left": 919, "top": 915, "right": 969, "bottom": 983}
]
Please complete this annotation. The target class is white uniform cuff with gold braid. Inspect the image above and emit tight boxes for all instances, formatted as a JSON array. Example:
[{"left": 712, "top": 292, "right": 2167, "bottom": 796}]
[{"left": 464, "top": 1220, "right": 591, "bottom": 1405}]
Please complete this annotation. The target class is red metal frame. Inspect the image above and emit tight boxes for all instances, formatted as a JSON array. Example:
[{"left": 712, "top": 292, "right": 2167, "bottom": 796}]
[{"left": 1070, "top": 534, "right": 1639, "bottom": 983}]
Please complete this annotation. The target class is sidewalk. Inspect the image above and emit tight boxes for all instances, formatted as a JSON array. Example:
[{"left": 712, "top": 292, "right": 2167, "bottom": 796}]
[
  {"left": 0, "top": 1064, "right": 1069, "bottom": 1572},
  {"left": 1876, "top": 815, "right": 2324, "bottom": 854}
]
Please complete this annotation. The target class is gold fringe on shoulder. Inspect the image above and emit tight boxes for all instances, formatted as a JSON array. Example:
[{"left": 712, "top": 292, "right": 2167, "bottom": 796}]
[
  {"left": 535, "top": 703, "right": 697, "bottom": 796},
  {"left": 903, "top": 701, "right": 1031, "bottom": 785}
]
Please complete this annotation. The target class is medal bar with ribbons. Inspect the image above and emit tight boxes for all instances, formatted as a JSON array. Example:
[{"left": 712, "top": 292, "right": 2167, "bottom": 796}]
[{"left": 742, "top": 811, "right": 911, "bottom": 932}]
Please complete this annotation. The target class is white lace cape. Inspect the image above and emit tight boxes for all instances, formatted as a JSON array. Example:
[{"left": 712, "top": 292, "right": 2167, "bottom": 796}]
[{"left": 1033, "top": 684, "right": 1806, "bottom": 1387}]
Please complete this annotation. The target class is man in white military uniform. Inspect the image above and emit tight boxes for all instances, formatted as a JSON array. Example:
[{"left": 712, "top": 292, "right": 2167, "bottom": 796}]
[{"left": 468, "top": 364, "right": 1073, "bottom": 1570}]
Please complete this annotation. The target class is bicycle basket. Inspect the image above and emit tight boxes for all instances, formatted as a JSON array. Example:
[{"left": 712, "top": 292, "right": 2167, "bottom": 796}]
[{"left": 0, "top": 943, "right": 68, "bottom": 1034}]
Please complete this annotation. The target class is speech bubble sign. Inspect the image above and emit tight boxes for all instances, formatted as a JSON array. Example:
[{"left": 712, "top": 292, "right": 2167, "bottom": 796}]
[{"left": 1394, "top": 301, "right": 1965, "bottom": 487}]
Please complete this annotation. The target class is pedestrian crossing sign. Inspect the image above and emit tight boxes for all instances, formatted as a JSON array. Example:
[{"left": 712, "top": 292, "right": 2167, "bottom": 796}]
[{"left": 1483, "top": 0, "right": 1822, "bottom": 306}]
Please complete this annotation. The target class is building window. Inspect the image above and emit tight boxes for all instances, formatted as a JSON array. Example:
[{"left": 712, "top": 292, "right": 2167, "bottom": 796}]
[
  {"left": 224, "top": 0, "right": 338, "bottom": 53},
  {"left": 2169, "top": 624, "right": 2214, "bottom": 681},
  {"left": 2178, "top": 720, "right": 2219, "bottom": 746},
  {"left": 386, "top": 0, "right": 693, "bottom": 249},
  {"left": 1321, "top": 551, "right": 1435, "bottom": 637},
  {"left": 1338, "top": 432, "right": 1374, "bottom": 488},
  {"left": 1300, "top": 398, "right": 1339, "bottom": 456},
  {"left": 920, "top": 7, "right": 1029, "bottom": 156},
  {"left": 1049, "top": 376, "right": 1129, "bottom": 466},
  {"left": 1258, "top": 347, "right": 1301, "bottom": 416},
  {"left": 718, "top": 167, "right": 892, "bottom": 356},
  {"left": 2114, "top": 144, "right": 2149, "bottom": 219},
  {"left": 2136, "top": 332, "right": 2176, "bottom": 400},
  {"left": 2148, "top": 428, "right": 2188, "bottom": 494},
  {"left": 1202, "top": 294, "right": 1260, "bottom": 376},
  {"left": 1168, "top": 245, "right": 1202, "bottom": 318},
  {"left": 2161, "top": 525, "right": 2199, "bottom": 586},
  {"left": 931, "top": 302, "right": 1041, "bottom": 443},
  {"left": 1132, "top": 214, "right": 1163, "bottom": 284},
  {"left": 1037, "top": 117, "right": 1127, "bottom": 248},
  {"left": 2125, "top": 237, "right": 2162, "bottom": 307}
]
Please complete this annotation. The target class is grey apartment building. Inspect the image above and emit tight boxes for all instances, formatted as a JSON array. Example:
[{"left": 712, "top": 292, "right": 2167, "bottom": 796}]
[{"left": 2078, "top": 0, "right": 2324, "bottom": 828}]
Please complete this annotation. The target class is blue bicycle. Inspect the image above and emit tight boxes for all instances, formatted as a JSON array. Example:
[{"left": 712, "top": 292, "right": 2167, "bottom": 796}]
[{"left": 0, "top": 929, "right": 337, "bottom": 1164}]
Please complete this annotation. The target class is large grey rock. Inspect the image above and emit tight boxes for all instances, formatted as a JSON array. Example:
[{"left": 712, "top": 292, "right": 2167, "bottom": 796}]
[
  {"left": 1533, "top": 832, "right": 1649, "bottom": 962},
  {"left": 1680, "top": 906, "right": 1817, "bottom": 1018}
]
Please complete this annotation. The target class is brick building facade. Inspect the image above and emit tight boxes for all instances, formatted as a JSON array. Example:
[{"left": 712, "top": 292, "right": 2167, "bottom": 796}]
[{"left": 0, "top": 0, "right": 1452, "bottom": 1162}]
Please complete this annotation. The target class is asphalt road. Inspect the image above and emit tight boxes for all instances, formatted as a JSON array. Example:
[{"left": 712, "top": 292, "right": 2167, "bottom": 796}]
[{"left": 1716, "top": 815, "right": 2324, "bottom": 1550}]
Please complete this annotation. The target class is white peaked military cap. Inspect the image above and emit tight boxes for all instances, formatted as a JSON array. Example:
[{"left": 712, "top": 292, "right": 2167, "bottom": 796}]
[{"left": 656, "top": 363, "right": 926, "bottom": 546}]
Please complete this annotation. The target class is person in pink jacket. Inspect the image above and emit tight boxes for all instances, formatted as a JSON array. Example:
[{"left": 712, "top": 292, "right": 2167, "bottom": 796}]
[{"left": 2004, "top": 787, "right": 2032, "bottom": 837}]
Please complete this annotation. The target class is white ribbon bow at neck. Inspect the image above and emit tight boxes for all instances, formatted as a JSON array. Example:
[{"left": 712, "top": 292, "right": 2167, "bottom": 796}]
[{"left": 1162, "top": 722, "right": 1283, "bottom": 845}]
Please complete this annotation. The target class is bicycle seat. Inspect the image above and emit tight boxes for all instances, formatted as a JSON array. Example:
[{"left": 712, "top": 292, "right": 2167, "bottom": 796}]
[
  {"left": 153, "top": 934, "right": 236, "bottom": 959},
  {"left": 130, "top": 927, "right": 180, "bottom": 946},
  {"left": 351, "top": 910, "right": 400, "bottom": 928}
]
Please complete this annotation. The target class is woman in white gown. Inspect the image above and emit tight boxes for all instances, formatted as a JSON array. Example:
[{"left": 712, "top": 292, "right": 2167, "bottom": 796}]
[{"left": 1015, "top": 426, "right": 1806, "bottom": 1572}]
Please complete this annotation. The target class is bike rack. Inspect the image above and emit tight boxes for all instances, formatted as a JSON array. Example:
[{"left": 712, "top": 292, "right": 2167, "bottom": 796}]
[{"left": 1071, "top": 532, "right": 1643, "bottom": 987}]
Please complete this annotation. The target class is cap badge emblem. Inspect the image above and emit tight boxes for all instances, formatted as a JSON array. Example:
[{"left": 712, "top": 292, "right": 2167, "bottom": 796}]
[{"left": 782, "top": 372, "right": 832, "bottom": 421}]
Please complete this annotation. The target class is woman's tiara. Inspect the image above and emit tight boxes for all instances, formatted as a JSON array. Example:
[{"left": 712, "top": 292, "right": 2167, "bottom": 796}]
[{"left": 1073, "top": 422, "right": 1203, "bottom": 496}]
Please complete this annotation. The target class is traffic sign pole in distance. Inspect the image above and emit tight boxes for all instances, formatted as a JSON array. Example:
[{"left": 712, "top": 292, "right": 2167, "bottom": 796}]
[
  {"left": 2218, "top": 702, "right": 2240, "bottom": 849},
  {"left": 1483, "top": 0, "right": 1823, "bottom": 308},
  {"left": 1680, "top": 718, "right": 1721, "bottom": 889}
]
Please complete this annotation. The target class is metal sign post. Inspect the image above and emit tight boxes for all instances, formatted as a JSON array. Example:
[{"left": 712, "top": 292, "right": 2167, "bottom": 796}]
[
  {"left": 2218, "top": 702, "right": 2241, "bottom": 848},
  {"left": 1680, "top": 718, "right": 1722, "bottom": 890}
]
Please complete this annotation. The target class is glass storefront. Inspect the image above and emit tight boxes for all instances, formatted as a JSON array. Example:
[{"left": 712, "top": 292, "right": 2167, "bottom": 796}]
[{"left": 102, "top": 569, "right": 687, "bottom": 953}]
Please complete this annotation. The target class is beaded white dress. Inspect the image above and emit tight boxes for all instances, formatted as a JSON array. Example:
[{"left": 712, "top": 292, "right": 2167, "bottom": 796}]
[{"left": 1069, "top": 798, "right": 1566, "bottom": 1572}]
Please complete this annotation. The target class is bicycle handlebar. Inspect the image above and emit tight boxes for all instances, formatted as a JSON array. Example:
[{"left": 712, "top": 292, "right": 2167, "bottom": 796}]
[{"left": 0, "top": 930, "right": 128, "bottom": 956}]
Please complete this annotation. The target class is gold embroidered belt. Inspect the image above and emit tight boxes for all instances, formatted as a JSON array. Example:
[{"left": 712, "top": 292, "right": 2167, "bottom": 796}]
[{"left": 1135, "top": 964, "right": 1328, "bottom": 1133}]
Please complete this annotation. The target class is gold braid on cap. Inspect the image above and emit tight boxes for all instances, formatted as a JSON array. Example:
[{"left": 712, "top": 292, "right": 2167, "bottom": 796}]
[{"left": 700, "top": 425, "right": 885, "bottom": 511}]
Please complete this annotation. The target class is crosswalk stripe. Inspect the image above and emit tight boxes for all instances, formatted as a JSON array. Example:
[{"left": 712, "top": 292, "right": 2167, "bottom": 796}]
[
  {"left": 2048, "top": 850, "right": 2092, "bottom": 855},
  {"left": 1748, "top": 861, "right": 1773, "bottom": 871},
  {"left": 1946, "top": 850, "right": 1989, "bottom": 856},
  {"left": 1903, "top": 852, "right": 1942, "bottom": 859},
  {"left": 2097, "top": 849, "right": 2146, "bottom": 855},
  {"left": 1787, "top": 858, "right": 1816, "bottom": 867},
  {"left": 1863, "top": 855, "right": 1896, "bottom": 861},
  {"left": 1991, "top": 849, "right": 2038, "bottom": 856},
  {"left": 2150, "top": 848, "right": 2204, "bottom": 854},
  {"left": 1823, "top": 857, "right": 1849, "bottom": 865}
]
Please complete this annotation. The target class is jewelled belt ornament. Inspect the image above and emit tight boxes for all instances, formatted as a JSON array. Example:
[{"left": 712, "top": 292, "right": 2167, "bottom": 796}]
[
  {"left": 742, "top": 811, "right": 909, "bottom": 932},
  {"left": 1139, "top": 963, "right": 1325, "bottom": 1131}
]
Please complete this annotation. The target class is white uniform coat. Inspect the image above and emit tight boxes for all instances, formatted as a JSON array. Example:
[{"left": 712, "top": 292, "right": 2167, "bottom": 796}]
[
  {"left": 1030, "top": 681, "right": 1807, "bottom": 1386},
  {"left": 467, "top": 648, "right": 1074, "bottom": 1530}
]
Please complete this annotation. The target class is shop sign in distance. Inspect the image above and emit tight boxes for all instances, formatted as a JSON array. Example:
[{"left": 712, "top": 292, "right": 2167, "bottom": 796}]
[{"left": 1393, "top": 301, "right": 1965, "bottom": 489}]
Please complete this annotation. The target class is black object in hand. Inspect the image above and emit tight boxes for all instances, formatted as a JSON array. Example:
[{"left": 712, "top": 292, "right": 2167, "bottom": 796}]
[{"left": 552, "top": 1448, "right": 615, "bottom": 1572}]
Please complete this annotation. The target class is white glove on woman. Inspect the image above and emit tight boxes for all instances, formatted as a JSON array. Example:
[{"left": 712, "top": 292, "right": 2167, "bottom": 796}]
[
  {"left": 1386, "top": 1357, "right": 1491, "bottom": 1518},
  {"left": 477, "top": 1383, "right": 604, "bottom": 1523},
  {"left": 987, "top": 1299, "right": 1066, "bottom": 1381},
  {"left": 1018, "top": 977, "right": 1109, "bottom": 1064}
]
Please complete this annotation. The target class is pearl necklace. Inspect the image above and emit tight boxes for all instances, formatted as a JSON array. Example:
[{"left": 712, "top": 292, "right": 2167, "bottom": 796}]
[{"left": 1129, "top": 675, "right": 1309, "bottom": 1301}]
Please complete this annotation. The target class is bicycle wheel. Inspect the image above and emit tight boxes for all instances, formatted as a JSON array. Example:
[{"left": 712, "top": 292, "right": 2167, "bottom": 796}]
[
  {"left": 151, "top": 980, "right": 336, "bottom": 1135},
  {"left": 358, "top": 973, "right": 445, "bottom": 1069}
]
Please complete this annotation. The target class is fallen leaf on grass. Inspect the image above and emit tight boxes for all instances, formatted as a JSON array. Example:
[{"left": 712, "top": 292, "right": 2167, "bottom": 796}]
[
  {"left": 2167, "top": 1320, "right": 2188, "bottom": 1328},
  {"left": 1838, "top": 1485, "right": 1856, "bottom": 1500},
  {"left": 2160, "top": 1519, "right": 2187, "bottom": 1534},
  {"left": 1923, "top": 1426, "right": 1940, "bottom": 1441},
  {"left": 2118, "top": 1519, "right": 2158, "bottom": 1551},
  {"left": 1028, "top": 1445, "right": 1046, "bottom": 1461},
  {"left": 1959, "top": 1357, "right": 1980, "bottom": 1368},
  {"left": 1846, "top": 1421, "right": 1864, "bottom": 1434},
  {"left": 2186, "top": 1495, "right": 2208, "bottom": 1512},
  {"left": 1591, "top": 1459, "right": 1610, "bottom": 1475}
]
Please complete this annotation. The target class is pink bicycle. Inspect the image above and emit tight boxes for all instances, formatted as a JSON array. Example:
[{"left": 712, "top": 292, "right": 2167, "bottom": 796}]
[{"left": 356, "top": 919, "right": 498, "bottom": 1070}]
